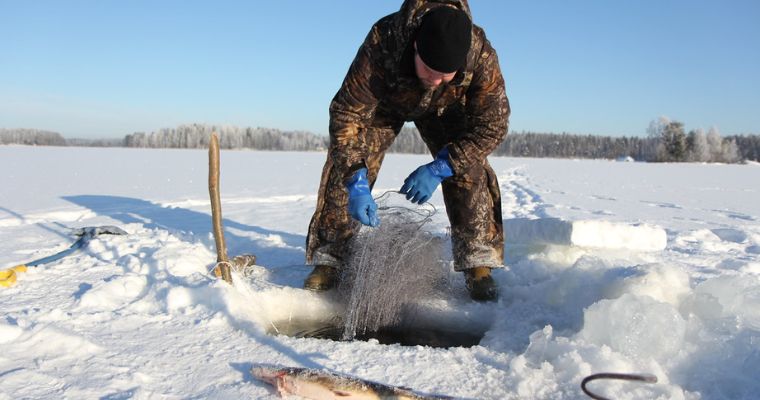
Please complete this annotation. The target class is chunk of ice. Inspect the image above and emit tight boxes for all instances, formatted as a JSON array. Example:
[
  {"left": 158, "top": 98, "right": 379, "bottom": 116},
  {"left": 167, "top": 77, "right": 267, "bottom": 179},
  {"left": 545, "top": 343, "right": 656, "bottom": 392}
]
[
  {"left": 578, "top": 294, "right": 686, "bottom": 362},
  {"left": 504, "top": 218, "right": 667, "bottom": 251}
]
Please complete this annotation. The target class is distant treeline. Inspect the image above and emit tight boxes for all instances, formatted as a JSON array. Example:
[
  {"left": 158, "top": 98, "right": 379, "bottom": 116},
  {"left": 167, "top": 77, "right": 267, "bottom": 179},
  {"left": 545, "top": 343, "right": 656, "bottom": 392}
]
[
  {"left": 729, "top": 134, "right": 760, "bottom": 162},
  {"left": 2, "top": 124, "right": 759, "bottom": 163},
  {"left": 124, "top": 124, "right": 328, "bottom": 151},
  {"left": 0, "top": 128, "right": 66, "bottom": 146}
]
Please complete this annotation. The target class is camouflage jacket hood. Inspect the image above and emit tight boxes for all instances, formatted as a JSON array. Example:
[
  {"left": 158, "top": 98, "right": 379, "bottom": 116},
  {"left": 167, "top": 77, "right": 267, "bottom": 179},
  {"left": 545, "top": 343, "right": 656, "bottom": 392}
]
[{"left": 329, "top": 0, "right": 509, "bottom": 177}]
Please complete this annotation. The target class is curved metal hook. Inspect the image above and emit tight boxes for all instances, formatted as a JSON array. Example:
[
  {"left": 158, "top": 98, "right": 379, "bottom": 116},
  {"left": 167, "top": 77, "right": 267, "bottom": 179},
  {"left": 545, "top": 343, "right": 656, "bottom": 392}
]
[{"left": 581, "top": 373, "right": 658, "bottom": 400}]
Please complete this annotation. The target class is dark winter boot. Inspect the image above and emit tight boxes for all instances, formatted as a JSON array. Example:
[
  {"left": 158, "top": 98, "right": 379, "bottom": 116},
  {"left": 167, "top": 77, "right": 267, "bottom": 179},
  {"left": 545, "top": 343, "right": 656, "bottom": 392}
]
[
  {"left": 464, "top": 267, "right": 499, "bottom": 302},
  {"left": 303, "top": 265, "right": 338, "bottom": 291}
]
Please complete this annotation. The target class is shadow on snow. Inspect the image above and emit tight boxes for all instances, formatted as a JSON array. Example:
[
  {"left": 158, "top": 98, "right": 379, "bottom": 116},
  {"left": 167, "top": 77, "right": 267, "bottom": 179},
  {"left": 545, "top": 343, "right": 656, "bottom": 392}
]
[{"left": 62, "top": 194, "right": 306, "bottom": 268}]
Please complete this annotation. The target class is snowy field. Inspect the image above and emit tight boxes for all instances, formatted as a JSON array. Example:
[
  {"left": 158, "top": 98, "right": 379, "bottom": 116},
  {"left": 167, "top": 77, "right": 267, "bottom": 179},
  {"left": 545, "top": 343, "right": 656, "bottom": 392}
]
[{"left": 1, "top": 145, "right": 759, "bottom": 399}]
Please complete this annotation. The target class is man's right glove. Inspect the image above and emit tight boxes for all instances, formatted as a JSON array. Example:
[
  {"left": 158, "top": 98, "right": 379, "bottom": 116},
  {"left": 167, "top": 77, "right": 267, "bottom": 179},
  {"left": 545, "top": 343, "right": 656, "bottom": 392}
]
[{"left": 346, "top": 168, "right": 380, "bottom": 227}]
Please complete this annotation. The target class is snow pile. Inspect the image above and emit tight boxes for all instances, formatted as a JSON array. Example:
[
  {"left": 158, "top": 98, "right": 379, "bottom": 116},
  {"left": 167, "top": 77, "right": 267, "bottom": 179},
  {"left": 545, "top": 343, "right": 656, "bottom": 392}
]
[
  {"left": 487, "top": 250, "right": 760, "bottom": 399},
  {"left": 504, "top": 217, "right": 667, "bottom": 251}
]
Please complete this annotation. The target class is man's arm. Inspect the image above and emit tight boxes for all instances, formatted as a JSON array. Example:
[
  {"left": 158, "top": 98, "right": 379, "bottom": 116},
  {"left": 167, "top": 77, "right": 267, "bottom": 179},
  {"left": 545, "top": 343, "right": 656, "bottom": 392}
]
[
  {"left": 328, "top": 25, "right": 386, "bottom": 181},
  {"left": 447, "top": 35, "right": 510, "bottom": 175}
]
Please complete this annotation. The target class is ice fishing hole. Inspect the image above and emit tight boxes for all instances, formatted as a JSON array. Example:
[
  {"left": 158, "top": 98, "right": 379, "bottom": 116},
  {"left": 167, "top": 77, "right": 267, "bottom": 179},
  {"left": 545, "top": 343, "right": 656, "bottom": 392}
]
[{"left": 267, "top": 317, "right": 487, "bottom": 348}]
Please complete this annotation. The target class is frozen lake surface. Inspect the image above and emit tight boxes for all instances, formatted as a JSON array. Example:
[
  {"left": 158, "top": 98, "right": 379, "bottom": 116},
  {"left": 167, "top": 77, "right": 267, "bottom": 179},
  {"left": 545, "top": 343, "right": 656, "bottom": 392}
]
[{"left": 1, "top": 146, "right": 759, "bottom": 399}]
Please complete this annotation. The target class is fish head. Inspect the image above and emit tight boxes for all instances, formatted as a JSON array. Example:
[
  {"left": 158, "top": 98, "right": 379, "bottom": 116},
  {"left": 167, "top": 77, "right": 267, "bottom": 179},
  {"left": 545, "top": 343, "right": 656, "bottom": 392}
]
[
  {"left": 250, "top": 365, "right": 284, "bottom": 386},
  {"left": 251, "top": 365, "right": 299, "bottom": 397}
]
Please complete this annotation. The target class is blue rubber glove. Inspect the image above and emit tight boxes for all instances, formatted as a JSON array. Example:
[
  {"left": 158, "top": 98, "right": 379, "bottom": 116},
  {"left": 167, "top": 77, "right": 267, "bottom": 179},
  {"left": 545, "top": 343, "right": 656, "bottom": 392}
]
[
  {"left": 400, "top": 148, "right": 454, "bottom": 204},
  {"left": 346, "top": 168, "right": 380, "bottom": 227}
]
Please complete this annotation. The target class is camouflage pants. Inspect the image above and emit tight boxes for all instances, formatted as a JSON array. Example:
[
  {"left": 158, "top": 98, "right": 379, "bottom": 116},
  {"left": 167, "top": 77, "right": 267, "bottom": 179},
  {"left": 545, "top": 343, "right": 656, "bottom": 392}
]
[{"left": 305, "top": 114, "right": 504, "bottom": 272}]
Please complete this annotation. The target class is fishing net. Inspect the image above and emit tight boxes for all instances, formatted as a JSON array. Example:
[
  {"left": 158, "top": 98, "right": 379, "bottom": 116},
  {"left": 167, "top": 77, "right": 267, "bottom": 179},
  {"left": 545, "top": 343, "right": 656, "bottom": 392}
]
[{"left": 339, "top": 191, "right": 450, "bottom": 340}]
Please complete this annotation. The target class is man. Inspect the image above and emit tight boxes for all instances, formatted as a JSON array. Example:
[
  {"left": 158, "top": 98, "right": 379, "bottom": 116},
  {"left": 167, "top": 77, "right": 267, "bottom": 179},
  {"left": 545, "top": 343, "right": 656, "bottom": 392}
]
[{"left": 304, "top": 0, "right": 510, "bottom": 301}]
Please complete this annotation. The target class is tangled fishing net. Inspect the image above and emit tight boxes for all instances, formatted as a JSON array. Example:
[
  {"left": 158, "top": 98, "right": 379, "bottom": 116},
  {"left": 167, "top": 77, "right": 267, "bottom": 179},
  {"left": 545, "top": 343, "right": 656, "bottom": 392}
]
[{"left": 339, "top": 191, "right": 450, "bottom": 340}]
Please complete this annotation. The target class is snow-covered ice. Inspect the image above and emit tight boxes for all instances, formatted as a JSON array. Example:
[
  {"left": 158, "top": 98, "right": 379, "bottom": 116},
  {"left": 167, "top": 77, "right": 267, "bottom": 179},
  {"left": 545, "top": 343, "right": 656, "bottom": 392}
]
[{"left": 1, "top": 146, "right": 759, "bottom": 399}]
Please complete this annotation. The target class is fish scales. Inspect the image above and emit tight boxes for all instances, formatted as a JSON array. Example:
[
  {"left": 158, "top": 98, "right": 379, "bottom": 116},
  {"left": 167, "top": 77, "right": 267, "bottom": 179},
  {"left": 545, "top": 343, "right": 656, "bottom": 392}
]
[{"left": 251, "top": 365, "right": 454, "bottom": 400}]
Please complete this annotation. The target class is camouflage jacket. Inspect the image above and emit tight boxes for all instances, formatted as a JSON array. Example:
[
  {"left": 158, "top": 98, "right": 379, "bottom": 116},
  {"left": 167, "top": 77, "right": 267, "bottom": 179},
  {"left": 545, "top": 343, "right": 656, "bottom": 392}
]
[{"left": 329, "top": 0, "right": 510, "bottom": 179}]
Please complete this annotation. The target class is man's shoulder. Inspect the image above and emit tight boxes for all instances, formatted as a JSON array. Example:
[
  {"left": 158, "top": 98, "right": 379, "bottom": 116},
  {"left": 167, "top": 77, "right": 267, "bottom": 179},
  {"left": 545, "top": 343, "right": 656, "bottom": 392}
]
[
  {"left": 471, "top": 24, "right": 497, "bottom": 57},
  {"left": 363, "top": 12, "right": 404, "bottom": 58},
  {"left": 472, "top": 23, "right": 487, "bottom": 44},
  {"left": 370, "top": 12, "right": 399, "bottom": 36}
]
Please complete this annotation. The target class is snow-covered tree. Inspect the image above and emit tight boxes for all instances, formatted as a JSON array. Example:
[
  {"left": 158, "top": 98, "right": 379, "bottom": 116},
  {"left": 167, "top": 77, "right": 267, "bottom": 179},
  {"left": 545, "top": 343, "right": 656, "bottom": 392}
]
[
  {"left": 720, "top": 137, "right": 740, "bottom": 163},
  {"left": 653, "top": 119, "right": 687, "bottom": 162},
  {"left": 706, "top": 126, "right": 723, "bottom": 161},
  {"left": 687, "top": 128, "right": 709, "bottom": 162},
  {"left": 702, "top": 126, "right": 739, "bottom": 163}
]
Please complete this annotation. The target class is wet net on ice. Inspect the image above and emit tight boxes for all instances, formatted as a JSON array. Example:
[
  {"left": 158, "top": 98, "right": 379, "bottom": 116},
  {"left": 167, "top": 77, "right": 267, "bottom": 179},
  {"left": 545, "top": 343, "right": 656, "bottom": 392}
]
[{"left": 339, "top": 192, "right": 449, "bottom": 340}]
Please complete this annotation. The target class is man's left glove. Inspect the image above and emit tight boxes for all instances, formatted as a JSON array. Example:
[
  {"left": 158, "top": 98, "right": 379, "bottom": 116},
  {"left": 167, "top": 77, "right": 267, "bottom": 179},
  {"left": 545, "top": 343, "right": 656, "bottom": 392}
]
[
  {"left": 346, "top": 168, "right": 380, "bottom": 227},
  {"left": 400, "top": 148, "right": 454, "bottom": 204}
]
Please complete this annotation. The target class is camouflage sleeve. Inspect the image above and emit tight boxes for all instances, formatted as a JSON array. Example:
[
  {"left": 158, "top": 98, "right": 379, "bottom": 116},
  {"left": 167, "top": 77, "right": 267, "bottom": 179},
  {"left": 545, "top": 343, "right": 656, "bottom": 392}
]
[
  {"left": 447, "top": 36, "right": 510, "bottom": 175},
  {"left": 328, "top": 25, "right": 386, "bottom": 180}
]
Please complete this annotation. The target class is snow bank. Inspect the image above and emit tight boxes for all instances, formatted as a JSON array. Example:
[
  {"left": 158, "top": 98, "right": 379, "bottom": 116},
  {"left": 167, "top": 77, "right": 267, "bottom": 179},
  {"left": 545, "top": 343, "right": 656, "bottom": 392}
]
[{"left": 505, "top": 218, "right": 667, "bottom": 251}]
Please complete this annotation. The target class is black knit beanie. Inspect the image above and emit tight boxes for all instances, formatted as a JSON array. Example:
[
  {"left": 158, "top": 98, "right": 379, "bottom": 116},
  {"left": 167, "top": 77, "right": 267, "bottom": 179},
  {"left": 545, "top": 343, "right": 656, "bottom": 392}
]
[{"left": 415, "top": 7, "right": 472, "bottom": 73}]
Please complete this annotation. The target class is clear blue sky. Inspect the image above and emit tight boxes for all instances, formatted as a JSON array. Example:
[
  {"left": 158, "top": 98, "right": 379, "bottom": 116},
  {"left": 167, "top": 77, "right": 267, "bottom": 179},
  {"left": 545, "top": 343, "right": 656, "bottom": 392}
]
[{"left": 1, "top": 0, "right": 758, "bottom": 138}]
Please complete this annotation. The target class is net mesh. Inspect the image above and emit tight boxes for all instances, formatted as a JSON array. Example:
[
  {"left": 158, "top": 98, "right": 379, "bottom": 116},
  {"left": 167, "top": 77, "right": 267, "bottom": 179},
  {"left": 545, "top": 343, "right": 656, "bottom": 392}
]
[{"left": 339, "top": 191, "right": 449, "bottom": 340}]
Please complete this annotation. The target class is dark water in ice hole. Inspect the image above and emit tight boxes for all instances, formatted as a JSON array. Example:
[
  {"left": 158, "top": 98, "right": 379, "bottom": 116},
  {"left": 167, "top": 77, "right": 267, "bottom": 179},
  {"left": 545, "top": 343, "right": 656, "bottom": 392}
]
[{"left": 268, "top": 318, "right": 486, "bottom": 348}]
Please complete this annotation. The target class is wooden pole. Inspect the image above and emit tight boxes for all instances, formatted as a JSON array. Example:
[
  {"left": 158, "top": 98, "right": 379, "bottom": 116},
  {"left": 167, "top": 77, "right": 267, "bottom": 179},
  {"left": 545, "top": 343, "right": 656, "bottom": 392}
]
[{"left": 209, "top": 133, "right": 233, "bottom": 284}]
